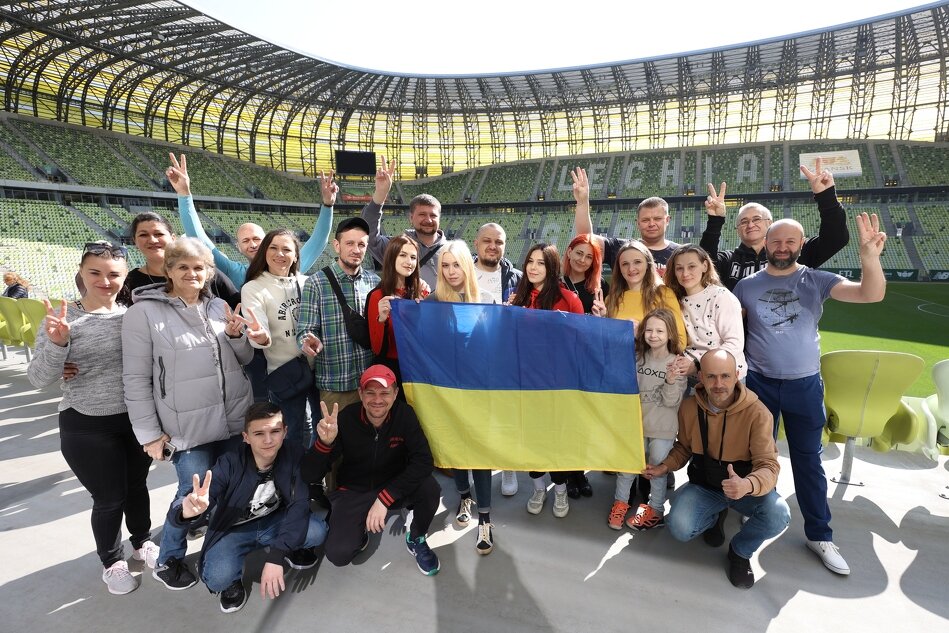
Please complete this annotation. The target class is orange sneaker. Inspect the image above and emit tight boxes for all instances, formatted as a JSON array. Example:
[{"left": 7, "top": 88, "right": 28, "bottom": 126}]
[
  {"left": 627, "top": 503, "right": 664, "bottom": 530},
  {"left": 607, "top": 500, "right": 630, "bottom": 530}
]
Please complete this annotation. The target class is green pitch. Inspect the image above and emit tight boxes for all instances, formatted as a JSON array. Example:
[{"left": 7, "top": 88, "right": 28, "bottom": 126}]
[{"left": 820, "top": 282, "right": 949, "bottom": 397}]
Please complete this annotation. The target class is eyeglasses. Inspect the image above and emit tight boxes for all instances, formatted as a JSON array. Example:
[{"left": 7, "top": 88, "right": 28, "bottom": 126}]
[
  {"left": 737, "top": 216, "right": 769, "bottom": 228},
  {"left": 83, "top": 242, "right": 128, "bottom": 259}
]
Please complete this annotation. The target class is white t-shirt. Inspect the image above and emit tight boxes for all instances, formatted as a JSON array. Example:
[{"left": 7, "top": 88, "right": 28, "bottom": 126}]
[{"left": 475, "top": 268, "right": 503, "bottom": 304}]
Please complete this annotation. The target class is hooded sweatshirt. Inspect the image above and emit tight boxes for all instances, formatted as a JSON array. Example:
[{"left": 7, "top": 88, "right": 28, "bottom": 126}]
[{"left": 662, "top": 382, "right": 779, "bottom": 497}]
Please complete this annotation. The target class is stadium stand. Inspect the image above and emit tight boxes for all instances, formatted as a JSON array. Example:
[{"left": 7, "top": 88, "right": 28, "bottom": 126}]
[
  {"left": 699, "top": 147, "right": 765, "bottom": 195},
  {"left": 478, "top": 163, "right": 538, "bottom": 203},
  {"left": 0, "top": 121, "right": 47, "bottom": 178},
  {"left": 132, "top": 140, "right": 247, "bottom": 198},
  {"left": 898, "top": 144, "right": 948, "bottom": 186}
]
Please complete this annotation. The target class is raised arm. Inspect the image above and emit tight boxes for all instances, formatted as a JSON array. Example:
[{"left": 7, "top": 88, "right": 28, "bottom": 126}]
[
  {"left": 699, "top": 182, "right": 727, "bottom": 260},
  {"left": 571, "top": 167, "right": 593, "bottom": 235},
  {"left": 299, "top": 170, "right": 337, "bottom": 273},
  {"left": 830, "top": 212, "right": 886, "bottom": 303},
  {"left": 800, "top": 157, "right": 850, "bottom": 267},
  {"left": 362, "top": 156, "right": 397, "bottom": 262}
]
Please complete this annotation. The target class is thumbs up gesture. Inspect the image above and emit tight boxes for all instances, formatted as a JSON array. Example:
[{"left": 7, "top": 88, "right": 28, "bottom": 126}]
[{"left": 721, "top": 463, "right": 751, "bottom": 500}]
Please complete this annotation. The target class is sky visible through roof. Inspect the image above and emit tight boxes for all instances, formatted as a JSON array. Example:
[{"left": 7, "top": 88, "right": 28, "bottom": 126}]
[{"left": 183, "top": 0, "right": 937, "bottom": 75}]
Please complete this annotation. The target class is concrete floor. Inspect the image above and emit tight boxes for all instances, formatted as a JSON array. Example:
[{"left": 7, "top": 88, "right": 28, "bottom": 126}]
[{"left": 1, "top": 349, "right": 947, "bottom": 633}]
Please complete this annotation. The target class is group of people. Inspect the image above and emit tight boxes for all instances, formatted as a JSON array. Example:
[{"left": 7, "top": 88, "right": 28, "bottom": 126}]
[{"left": 26, "top": 151, "right": 887, "bottom": 613}]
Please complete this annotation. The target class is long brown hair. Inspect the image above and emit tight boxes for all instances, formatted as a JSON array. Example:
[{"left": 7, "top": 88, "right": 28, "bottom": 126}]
[
  {"left": 605, "top": 241, "right": 661, "bottom": 318},
  {"left": 634, "top": 308, "right": 685, "bottom": 363},
  {"left": 378, "top": 235, "right": 422, "bottom": 298},
  {"left": 663, "top": 244, "right": 721, "bottom": 299},
  {"left": 512, "top": 243, "right": 563, "bottom": 310},
  {"left": 245, "top": 229, "right": 302, "bottom": 283}
]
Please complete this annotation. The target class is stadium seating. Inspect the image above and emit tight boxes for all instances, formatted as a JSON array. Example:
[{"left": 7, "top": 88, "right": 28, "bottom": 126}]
[
  {"left": 898, "top": 144, "right": 949, "bottom": 186},
  {"left": 698, "top": 147, "right": 765, "bottom": 195},
  {"left": 479, "top": 163, "right": 538, "bottom": 203},
  {"left": 874, "top": 143, "right": 898, "bottom": 182},
  {"left": 822, "top": 350, "right": 925, "bottom": 484},
  {"left": 133, "top": 141, "right": 246, "bottom": 198},
  {"left": 769, "top": 145, "right": 784, "bottom": 189}
]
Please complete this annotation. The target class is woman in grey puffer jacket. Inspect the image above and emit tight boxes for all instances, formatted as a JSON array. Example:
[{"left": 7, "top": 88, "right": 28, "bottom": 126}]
[{"left": 122, "top": 237, "right": 255, "bottom": 591}]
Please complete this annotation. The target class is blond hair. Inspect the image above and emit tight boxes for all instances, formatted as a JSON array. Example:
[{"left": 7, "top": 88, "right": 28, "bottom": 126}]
[{"left": 434, "top": 240, "right": 481, "bottom": 303}]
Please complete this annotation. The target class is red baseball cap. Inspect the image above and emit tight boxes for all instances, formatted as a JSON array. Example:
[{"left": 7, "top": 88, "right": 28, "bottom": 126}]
[{"left": 360, "top": 364, "right": 397, "bottom": 389}]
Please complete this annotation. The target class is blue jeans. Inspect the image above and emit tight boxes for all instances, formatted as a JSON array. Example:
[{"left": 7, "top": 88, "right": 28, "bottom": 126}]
[
  {"left": 746, "top": 370, "right": 833, "bottom": 541},
  {"left": 158, "top": 436, "right": 242, "bottom": 566},
  {"left": 246, "top": 348, "right": 270, "bottom": 403},
  {"left": 270, "top": 387, "right": 316, "bottom": 449},
  {"left": 201, "top": 512, "right": 328, "bottom": 592},
  {"left": 666, "top": 483, "right": 790, "bottom": 559},
  {"left": 453, "top": 469, "right": 492, "bottom": 513},
  {"left": 614, "top": 437, "right": 675, "bottom": 512}
]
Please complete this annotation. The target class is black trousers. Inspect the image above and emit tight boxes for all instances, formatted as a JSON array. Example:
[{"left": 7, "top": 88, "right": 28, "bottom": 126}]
[
  {"left": 59, "top": 408, "right": 153, "bottom": 567},
  {"left": 529, "top": 471, "right": 570, "bottom": 485},
  {"left": 324, "top": 476, "right": 441, "bottom": 567}
]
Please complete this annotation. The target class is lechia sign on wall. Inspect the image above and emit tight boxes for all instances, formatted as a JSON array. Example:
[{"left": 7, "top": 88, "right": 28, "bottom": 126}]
[{"left": 799, "top": 150, "right": 862, "bottom": 177}]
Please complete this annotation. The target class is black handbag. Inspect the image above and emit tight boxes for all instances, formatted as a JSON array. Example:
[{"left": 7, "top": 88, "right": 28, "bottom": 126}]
[
  {"left": 268, "top": 355, "right": 313, "bottom": 400},
  {"left": 686, "top": 407, "right": 753, "bottom": 491},
  {"left": 322, "top": 267, "right": 372, "bottom": 350}
]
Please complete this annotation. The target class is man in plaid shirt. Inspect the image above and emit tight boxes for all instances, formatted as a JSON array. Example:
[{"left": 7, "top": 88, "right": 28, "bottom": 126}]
[{"left": 297, "top": 217, "right": 380, "bottom": 416}]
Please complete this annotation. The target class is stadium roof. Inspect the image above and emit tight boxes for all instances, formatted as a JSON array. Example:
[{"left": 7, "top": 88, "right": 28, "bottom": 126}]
[{"left": 1, "top": 0, "right": 946, "bottom": 173}]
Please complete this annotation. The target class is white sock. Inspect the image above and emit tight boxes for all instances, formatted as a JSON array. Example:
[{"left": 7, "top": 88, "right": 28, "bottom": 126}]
[{"left": 554, "top": 483, "right": 567, "bottom": 494}]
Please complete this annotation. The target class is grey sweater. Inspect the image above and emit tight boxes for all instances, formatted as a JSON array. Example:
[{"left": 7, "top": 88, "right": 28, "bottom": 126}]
[{"left": 27, "top": 304, "right": 128, "bottom": 417}]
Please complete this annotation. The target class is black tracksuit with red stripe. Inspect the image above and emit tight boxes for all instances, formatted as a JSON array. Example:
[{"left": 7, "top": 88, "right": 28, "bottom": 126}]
[{"left": 301, "top": 399, "right": 434, "bottom": 509}]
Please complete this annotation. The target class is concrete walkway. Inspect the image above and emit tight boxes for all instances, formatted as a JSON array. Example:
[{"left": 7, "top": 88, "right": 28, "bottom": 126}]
[{"left": 1, "top": 350, "right": 947, "bottom": 633}]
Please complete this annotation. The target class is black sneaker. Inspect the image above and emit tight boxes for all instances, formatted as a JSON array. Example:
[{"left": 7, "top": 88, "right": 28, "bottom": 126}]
[
  {"left": 219, "top": 580, "right": 248, "bottom": 613},
  {"left": 152, "top": 557, "right": 197, "bottom": 590},
  {"left": 309, "top": 482, "right": 330, "bottom": 509},
  {"left": 475, "top": 522, "right": 494, "bottom": 556},
  {"left": 727, "top": 545, "right": 755, "bottom": 589},
  {"left": 405, "top": 534, "right": 440, "bottom": 576},
  {"left": 566, "top": 476, "right": 581, "bottom": 500},
  {"left": 577, "top": 473, "right": 593, "bottom": 498},
  {"left": 187, "top": 525, "right": 207, "bottom": 541},
  {"left": 703, "top": 509, "right": 728, "bottom": 548},
  {"left": 284, "top": 547, "right": 319, "bottom": 570},
  {"left": 358, "top": 530, "right": 370, "bottom": 553}
]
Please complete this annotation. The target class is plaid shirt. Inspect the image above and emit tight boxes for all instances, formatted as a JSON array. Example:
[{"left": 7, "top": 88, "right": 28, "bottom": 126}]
[{"left": 296, "top": 261, "right": 379, "bottom": 392}]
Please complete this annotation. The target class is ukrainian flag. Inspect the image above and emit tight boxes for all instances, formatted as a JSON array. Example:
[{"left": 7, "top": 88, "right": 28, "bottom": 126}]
[{"left": 390, "top": 301, "right": 645, "bottom": 473}]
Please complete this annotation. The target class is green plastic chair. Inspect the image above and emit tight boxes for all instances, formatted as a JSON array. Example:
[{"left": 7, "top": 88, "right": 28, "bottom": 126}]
[
  {"left": 0, "top": 296, "right": 32, "bottom": 361},
  {"left": 821, "top": 350, "right": 925, "bottom": 486},
  {"left": 18, "top": 297, "right": 63, "bottom": 349}
]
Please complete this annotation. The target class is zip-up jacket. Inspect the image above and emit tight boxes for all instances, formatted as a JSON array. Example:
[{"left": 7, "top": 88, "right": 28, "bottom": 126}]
[
  {"left": 301, "top": 399, "right": 434, "bottom": 508},
  {"left": 472, "top": 256, "right": 523, "bottom": 303},
  {"left": 168, "top": 441, "right": 309, "bottom": 569},
  {"left": 700, "top": 187, "right": 850, "bottom": 291},
  {"left": 122, "top": 284, "right": 253, "bottom": 450}
]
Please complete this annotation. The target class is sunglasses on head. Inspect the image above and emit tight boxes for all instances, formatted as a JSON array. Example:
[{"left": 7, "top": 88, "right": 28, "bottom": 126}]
[{"left": 83, "top": 242, "right": 128, "bottom": 259}]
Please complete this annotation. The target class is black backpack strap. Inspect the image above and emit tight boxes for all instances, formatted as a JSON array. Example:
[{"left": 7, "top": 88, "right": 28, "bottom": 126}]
[
  {"left": 418, "top": 241, "right": 444, "bottom": 268},
  {"left": 322, "top": 266, "right": 350, "bottom": 310}
]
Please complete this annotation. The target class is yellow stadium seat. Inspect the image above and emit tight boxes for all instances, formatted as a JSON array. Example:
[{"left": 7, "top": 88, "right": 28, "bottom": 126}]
[
  {"left": 0, "top": 296, "right": 32, "bottom": 361},
  {"left": 821, "top": 350, "right": 925, "bottom": 486}
]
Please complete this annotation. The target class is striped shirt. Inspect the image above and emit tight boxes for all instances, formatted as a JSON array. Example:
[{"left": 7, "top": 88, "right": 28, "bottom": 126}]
[{"left": 296, "top": 261, "right": 379, "bottom": 392}]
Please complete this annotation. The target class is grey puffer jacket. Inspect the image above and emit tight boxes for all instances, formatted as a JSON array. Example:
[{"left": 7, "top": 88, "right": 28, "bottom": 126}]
[{"left": 122, "top": 283, "right": 253, "bottom": 451}]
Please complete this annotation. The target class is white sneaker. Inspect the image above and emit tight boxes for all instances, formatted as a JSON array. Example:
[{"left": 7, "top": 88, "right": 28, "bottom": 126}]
[
  {"left": 102, "top": 560, "right": 139, "bottom": 595},
  {"left": 552, "top": 490, "right": 570, "bottom": 518},
  {"left": 455, "top": 497, "right": 474, "bottom": 527},
  {"left": 526, "top": 489, "right": 547, "bottom": 514},
  {"left": 501, "top": 471, "right": 518, "bottom": 496},
  {"left": 807, "top": 540, "right": 850, "bottom": 575},
  {"left": 132, "top": 540, "right": 160, "bottom": 569}
]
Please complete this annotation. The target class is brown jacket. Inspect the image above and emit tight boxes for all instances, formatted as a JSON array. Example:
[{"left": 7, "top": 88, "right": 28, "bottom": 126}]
[{"left": 662, "top": 382, "right": 779, "bottom": 497}]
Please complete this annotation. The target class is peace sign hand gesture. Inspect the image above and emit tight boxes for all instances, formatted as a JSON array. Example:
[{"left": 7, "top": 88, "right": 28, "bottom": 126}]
[
  {"left": 571, "top": 167, "right": 589, "bottom": 205},
  {"left": 855, "top": 212, "right": 887, "bottom": 260},
  {"left": 800, "top": 157, "right": 835, "bottom": 194},
  {"left": 591, "top": 287, "right": 607, "bottom": 317},
  {"left": 43, "top": 299, "right": 70, "bottom": 347},
  {"left": 704, "top": 182, "right": 727, "bottom": 217},
  {"left": 166, "top": 153, "right": 191, "bottom": 196},
  {"left": 372, "top": 155, "right": 397, "bottom": 204},
  {"left": 238, "top": 305, "right": 269, "bottom": 345},
  {"left": 316, "top": 401, "right": 339, "bottom": 444},
  {"left": 181, "top": 470, "right": 212, "bottom": 518},
  {"left": 320, "top": 169, "right": 339, "bottom": 206}
]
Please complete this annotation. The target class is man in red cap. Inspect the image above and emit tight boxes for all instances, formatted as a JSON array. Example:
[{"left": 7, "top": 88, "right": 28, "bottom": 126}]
[{"left": 301, "top": 365, "right": 442, "bottom": 575}]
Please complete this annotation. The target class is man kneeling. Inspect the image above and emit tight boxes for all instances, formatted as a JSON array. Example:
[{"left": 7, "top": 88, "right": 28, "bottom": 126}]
[
  {"left": 302, "top": 365, "right": 442, "bottom": 576},
  {"left": 169, "top": 402, "right": 328, "bottom": 613},
  {"left": 643, "top": 350, "right": 790, "bottom": 588}
]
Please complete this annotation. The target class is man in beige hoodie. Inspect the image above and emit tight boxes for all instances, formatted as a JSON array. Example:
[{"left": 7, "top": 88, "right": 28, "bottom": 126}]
[{"left": 643, "top": 349, "right": 790, "bottom": 589}]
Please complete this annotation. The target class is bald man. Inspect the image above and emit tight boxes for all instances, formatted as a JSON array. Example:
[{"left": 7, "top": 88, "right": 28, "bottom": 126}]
[
  {"left": 733, "top": 212, "right": 887, "bottom": 577},
  {"left": 472, "top": 223, "right": 522, "bottom": 304},
  {"left": 699, "top": 160, "right": 850, "bottom": 291},
  {"left": 644, "top": 349, "right": 788, "bottom": 589}
]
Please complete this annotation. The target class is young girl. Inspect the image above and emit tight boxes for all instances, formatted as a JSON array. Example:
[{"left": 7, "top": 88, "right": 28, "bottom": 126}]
[
  {"left": 561, "top": 233, "right": 609, "bottom": 498},
  {"left": 664, "top": 245, "right": 746, "bottom": 380},
  {"left": 512, "top": 243, "right": 584, "bottom": 518},
  {"left": 425, "top": 240, "right": 496, "bottom": 554},
  {"left": 366, "top": 235, "right": 429, "bottom": 395},
  {"left": 604, "top": 240, "right": 687, "bottom": 342},
  {"left": 609, "top": 308, "right": 687, "bottom": 530}
]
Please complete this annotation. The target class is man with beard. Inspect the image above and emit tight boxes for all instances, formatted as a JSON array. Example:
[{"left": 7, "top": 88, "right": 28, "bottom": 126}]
[
  {"left": 472, "top": 223, "right": 522, "bottom": 304},
  {"left": 362, "top": 157, "right": 447, "bottom": 289},
  {"left": 699, "top": 158, "right": 850, "bottom": 291},
  {"left": 733, "top": 212, "right": 887, "bottom": 577}
]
